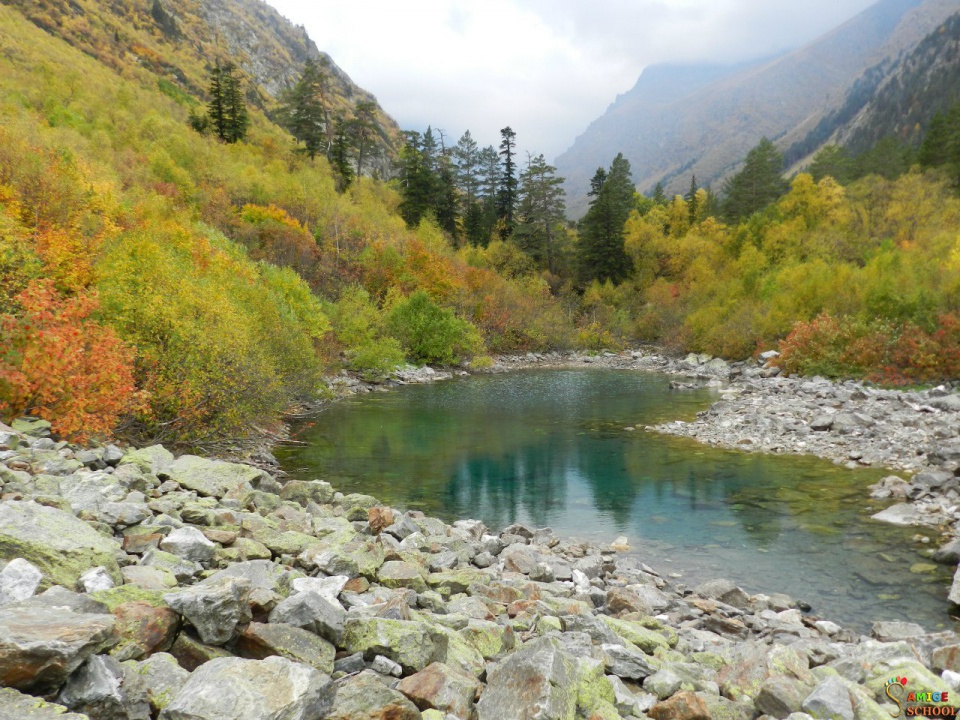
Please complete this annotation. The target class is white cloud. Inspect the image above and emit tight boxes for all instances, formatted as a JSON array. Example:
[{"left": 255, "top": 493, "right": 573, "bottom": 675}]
[{"left": 266, "top": 0, "right": 877, "bottom": 160}]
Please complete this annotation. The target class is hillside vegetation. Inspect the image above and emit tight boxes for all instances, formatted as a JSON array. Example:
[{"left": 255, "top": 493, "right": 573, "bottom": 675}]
[{"left": 0, "top": 5, "right": 573, "bottom": 443}]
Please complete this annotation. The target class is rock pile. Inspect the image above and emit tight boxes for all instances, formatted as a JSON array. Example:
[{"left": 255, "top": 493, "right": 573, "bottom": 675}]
[{"left": 2, "top": 419, "right": 960, "bottom": 719}]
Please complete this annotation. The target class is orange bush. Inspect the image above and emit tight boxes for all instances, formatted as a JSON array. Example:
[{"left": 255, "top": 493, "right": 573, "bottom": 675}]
[
  {"left": 0, "top": 280, "right": 141, "bottom": 440},
  {"left": 777, "top": 311, "right": 960, "bottom": 385}
]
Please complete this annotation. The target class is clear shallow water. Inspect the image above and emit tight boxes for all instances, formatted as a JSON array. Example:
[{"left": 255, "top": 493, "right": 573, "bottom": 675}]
[{"left": 277, "top": 369, "right": 956, "bottom": 631}]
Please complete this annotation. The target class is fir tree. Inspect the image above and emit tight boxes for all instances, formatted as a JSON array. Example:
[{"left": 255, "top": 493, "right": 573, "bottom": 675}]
[
  {"left": 349, "top": 100, "right": 377, "bottom": 178},
  {"left": 497, "top": 126, "right": 518, "bottom": 239},
  {"left": 329, "top": 117, "right": 354, "bottom": 191},
  {"left": 281, "top": 57, "right": 329, "bottom": 159},
  {"left": 207, "top": 62, "right": 248, "bottom": 144},
  {"left": 577, "top": 153, "right": 634, "bottom": 284},
  {"left": 514, "top": 153, "right": 566, "bottom": 274},
  {"left": 722, "top": 138, "right": 786, "bottom": 222},
  {"left": 685, "top": 175, "right": 699, "bottom": 224}
]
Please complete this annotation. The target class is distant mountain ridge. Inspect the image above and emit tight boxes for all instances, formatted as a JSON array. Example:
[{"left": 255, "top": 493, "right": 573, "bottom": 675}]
[
  {"left": 0, "top": 0, "right": 402, "bottom": 175},
  {"left": 556, "top": 0, "right": 960, "bottom": 215}
]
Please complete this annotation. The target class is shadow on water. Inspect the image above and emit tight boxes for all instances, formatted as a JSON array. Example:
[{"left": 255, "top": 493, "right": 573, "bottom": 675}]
[{"left": 277, "top": 369, "right": 955, "bottom": 631}]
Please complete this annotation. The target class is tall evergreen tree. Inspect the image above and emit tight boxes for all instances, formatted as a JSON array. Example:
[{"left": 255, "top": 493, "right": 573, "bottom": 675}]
[
  {"left": 685, "top": 175, "right": 699, "bottom": 224},
  {"left": 396, "top": 130, "right": 435, "bottom": 227},
  {"left": 497, "top": 126, "right": 518, "bottom": 239},
  {"left": 722, "top": 137, "right": 787, "bottom": 222},
  {"left": 280, "top": 57, "right": 329, "bottom": 159},
  {"left": 207, "top": 62, "right": 248, "bottom": 144},
  {"left": 454, "top": 131, "right": 484, "bottom": 244},
  {"left": 514, "top": 154, "right": 566, "bottom": 274},
  {"left": 433, "top": 135, "right": 460, "bottom": 240},
  {"left": 349, "top": 100, "right": 377, "bottom": 177},
  {"left": 329, "top": 117, "right": 354, "bottom": 191},
  {"left": 652, "top": 181, "right": 667, "bottom": 206},
  {"left": 577, "top": 153, "right": 634, "bottom": 285},
  {"left": 471, "top": 145, "right": 500, "bottom": 246}
]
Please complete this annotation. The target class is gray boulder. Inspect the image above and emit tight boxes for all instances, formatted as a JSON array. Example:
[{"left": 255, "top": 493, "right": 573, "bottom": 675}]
[
  {"left": 0, "top": 687, "right": 90, "bottom": 719},
  {"left": 164, "top": 577, "right": 251, "bottom": 645},
  {"left": 801, "top": 676, "right": 854, "bottom": 720},
  {"left": 159, "top": 527, "right": 215, "bottom": 563},
  {"left": 124, "top": 652, "right": 189, "bottom": 716},
  {"left": 0, "top": 501, "right": 121, "bottom": 589},
  {"left": 268, "top": 591, "right": 346, "bottom": 645},
  {"left": 160, "top": 656, "right": 332, "bottom": 720},
  {"left": 601, "top": 643, "right": 658, "bottom": 680},
  {"left": 0, "top": 604, "right": 117, "bottom": 692},
  {"left": 324, "top": 670, "right": 420, "bottom": 720},
  {"left": 0, "top": 557, "right": 43, "bottom": 606},
  {"left": 58, "top": 654, "right": 150, "bottom": 720},
  {"left": 167, "top": 455, "right": 266, "bottom": 499},
  {"left": 476, "top": 636, "right": 577, "bottom": 720}
]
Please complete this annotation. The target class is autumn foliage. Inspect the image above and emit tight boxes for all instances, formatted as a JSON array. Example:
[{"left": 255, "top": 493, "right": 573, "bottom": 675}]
[{"left": 0, "top": 281, "right": 139, "bottom": 441}]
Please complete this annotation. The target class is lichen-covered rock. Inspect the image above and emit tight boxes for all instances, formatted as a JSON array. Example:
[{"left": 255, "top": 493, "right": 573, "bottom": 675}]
[
  {"left": 159, "top": 656, "right": 332, "bottom": 720},
  {"left": 342, "top": 617, "right": 449, "bottom": 673},
  {"left": 0, "top": 501, "right": 121, "bottom": 589},
  {"left": 118, "top": 445, "right": 174, "bottom": 476},
  {"left": 109, "top": 601, "right": 180, "bottom": 662},
  {"left": 278, "top": 480, "right": 334, "bottom": 506},
  {"left": 599, "top": 614, "right": 671, "bottom": 654},
  {"left": 167, "top": 455, "right": 266, "bottom": 499},
  {"left": 0, "top": 604, "right": 117, "bottom": 693},
  {"left": 377, "top": 560, "right": 427, "bottom": 593},
  {"left": 476, "top": 636, "right": 578, "bottom": 720},
  {"left": 324, "top": 670, "right": 420, "bottom": 720},
  {"left": 649, "top": 690, "right": 711, "bottom": 720},
  {"left": 0, "top": 686, "right": 91, "bottom": 719},
  {"left": 124, "top": 652, "right": 189, "bottom": 716}
]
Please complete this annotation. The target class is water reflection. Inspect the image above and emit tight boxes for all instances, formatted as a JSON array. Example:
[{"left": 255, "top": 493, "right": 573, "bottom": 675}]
[{"left": 278, "top": 369, "right": 954, "bottom": 630}]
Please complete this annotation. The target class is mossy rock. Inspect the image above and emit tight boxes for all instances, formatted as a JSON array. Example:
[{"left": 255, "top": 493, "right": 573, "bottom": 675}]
[
  {"left": 278, "top": 480, "right": 334, "bottom": 506},
  {"left": 599, "top": 615, "right": 670, "bottom": 654},
  {"left": 0, "top": 501, "right": 121, "bottom": 589},
  {"left": 342, "top": 617, "right": 449, "bottom": 673},
  {"left": 89, "top": 585, "right": 168, "bottom": 611}
]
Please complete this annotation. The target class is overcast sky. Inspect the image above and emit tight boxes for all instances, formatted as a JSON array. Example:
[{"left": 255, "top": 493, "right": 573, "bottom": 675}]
[{"left": 267, "top": 0, "right": 878, "bottom": 161}]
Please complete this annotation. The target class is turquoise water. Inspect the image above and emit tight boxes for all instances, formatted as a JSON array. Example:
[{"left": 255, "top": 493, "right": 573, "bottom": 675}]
[{"left": 277, "top": 369, "right": 955, "bottom": 631}]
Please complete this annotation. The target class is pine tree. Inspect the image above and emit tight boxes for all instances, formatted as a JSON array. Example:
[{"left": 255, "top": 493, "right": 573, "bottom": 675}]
[
  {"left": 396, "top": 130, "right": 437, "bottom": 228},
  {"left": 281, "top": 57, "right": 329, "bottom": 159},
  {"left": 514, "top": 154, "right": 566, "bottom": 273},
  {"left": 577, "top": 153, "right": 634, "bottom": 284},
  {"left": 722, "top": 138, "right": 787, "bottom": 222},
  {"left": 685, "top": 175, "right": 699, "bottom": 224},
  {"left": 207, "top": 62, "right": 248, "bottom": 144},
  {"left": 652, "top": 181, "right": 667, "bottom": 206},
  {"left": 474, "top": 145, "right": 500, "bottom": 246},
  {"left": 497, "top": 126, "right": 518, "bottom": 239},
  {"left": 349, "top": 100, "right": 377, "bottom": 178},
  {"left": 329, "top": 117, "right": 354, "bottom": 191}
]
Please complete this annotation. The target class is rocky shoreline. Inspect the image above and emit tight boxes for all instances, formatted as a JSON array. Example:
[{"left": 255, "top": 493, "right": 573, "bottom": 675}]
[{"left": 3, "top": 419, "right": 960, "bottom": 719}]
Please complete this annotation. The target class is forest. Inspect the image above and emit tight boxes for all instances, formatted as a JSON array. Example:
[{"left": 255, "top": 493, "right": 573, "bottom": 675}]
[{"left": 0, "top": 2, "right": 958, "bottom": 447}]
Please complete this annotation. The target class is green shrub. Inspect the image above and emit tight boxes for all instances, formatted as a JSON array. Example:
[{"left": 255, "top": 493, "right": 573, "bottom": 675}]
[{"left": 387, "top": 290, "right": 484, "bottom": 364}]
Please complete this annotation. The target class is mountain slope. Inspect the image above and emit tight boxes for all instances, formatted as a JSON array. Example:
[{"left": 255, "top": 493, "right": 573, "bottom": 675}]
[
  {"left": 0, "top": 0, "right": 402, "bottom": 175},
  {"left": 556, "top": 0, "right": 960, "bottom": 213},
  {"left": 814, "top": 10, "right": 960, "bottom": 156}
]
